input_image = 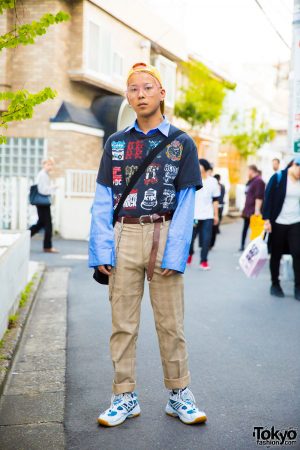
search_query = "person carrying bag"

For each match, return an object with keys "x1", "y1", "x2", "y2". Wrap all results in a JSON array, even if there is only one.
[{"x1": 88, "y1": 62, "x2": 207, "y2": 428}]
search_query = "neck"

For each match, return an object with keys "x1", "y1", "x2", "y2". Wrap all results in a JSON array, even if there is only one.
[{"x1": 136, "y1": 111, "x2": 164, "y2": 134}]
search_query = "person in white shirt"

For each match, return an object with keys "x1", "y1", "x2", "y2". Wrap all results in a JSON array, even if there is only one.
[
  {"x1": 187, "y1": 159, "x2": 220, "y2": 270},
  {"x1": 29, "y1": 158, "x2": 59, "y2": 253}
]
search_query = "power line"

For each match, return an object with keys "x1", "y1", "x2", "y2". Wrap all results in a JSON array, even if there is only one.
[{"x1": 253, "y1": 0, "x2": 291, "y2": 49}]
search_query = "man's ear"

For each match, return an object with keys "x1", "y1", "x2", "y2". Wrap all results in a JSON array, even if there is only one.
[{"x1": 160, "y1": 88, "x2": 166, "y2": 101}]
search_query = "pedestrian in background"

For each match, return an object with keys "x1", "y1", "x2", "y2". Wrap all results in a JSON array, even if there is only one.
[
  {"x1": 188, "y1": 158, "x2": 220, "y2": 270},
  {"x1": 239, "y1": 165, "x2": 265, "y2": 251},
  {"x1": 89, "y1": 62, "x2": 207, "y2": 427},
  {"x1": 29, "y1": 158, "x2": 59, "y2": 253},
  {"x1": 272, "y1": 158, "x2": 280, "y2": 173},
  {"x1": 263, "y1": 157, "x2": 300, "y2": 300},
  {"x1": 211, "y1": 173, "x2": 225, "y2": 248}
]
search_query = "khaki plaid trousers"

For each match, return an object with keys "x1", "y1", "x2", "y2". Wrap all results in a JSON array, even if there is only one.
[{"x1": 109, "y1": 219, "x2": 191, "y2": 394}]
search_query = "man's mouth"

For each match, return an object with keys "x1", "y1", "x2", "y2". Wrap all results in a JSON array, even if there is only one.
[{"x1": 138, "y1": 103, "x2": 148, "y2": 107}]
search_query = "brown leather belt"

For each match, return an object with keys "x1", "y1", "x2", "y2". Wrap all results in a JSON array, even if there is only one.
[{"x1": 117, "y1": 212, "x2": 173, "y2": 281}]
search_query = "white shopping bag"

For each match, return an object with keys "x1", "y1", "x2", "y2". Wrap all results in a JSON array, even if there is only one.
[{"x1": 239, "y1": 234, "x2": 269, "y2": 278}]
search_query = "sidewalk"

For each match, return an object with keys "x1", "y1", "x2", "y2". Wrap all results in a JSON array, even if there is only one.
[{"x1": 0, "y1": 267, "x2": 69, "y2": 450}]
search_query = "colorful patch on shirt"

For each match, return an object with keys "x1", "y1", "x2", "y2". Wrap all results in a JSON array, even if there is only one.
[
  {"x1": 125, "y1": 165, "x2": 139, "y2": 185},
  {"x1": 125, "y1": 141, "x2": 144, "y2": 160},
  {"x1": 163, "y1": 164, "x2": 179, "y2": 185},
  {"x1": 112, "y1": 167, "x2": 122, "y2": 186},
  {"x1": 113, "y1": 192, "x2": 122, "y2": 206},
  {"x1": 144, "y1": 163, "x2": 160, "y2": 185},
  {"x1": 160, "y1": 188, "x2": 176, "y2": 209},
  {"x1": 166, "y1": 140, "x2": 183, "y2": 162},
  {"x1": 123, "y1": 189, "x2": 138, "y2": 209},
  {"x1": 141, "y1": 188, "x2": 158, "y2": 210},
  {"x1": 147, "y1": 139, "x2": 162, "y2": 157},
  {"x1": 111, "y1": 140, "x2": 126, "y2": 160}
]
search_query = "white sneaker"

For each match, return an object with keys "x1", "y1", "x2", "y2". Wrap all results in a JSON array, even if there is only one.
[
  {"x1": 165, "y1": 387, "x2": 207, "y2": 425},
  {"x1": 97, "y1": 392, "x2": 141, "y2": 427}
]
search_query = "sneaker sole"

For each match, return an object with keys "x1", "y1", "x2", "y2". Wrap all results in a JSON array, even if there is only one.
[
  {"x1": 97, "y1": 412, "x2": 140, "y2": 427},
  {"x1": 166, "y1": 411, "x2": 207, "y2": 425},
  {"x1": 200, "y1": 267, "x2": 210, "y2": 271}
]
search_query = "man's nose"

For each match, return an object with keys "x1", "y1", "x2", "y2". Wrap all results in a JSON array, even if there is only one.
[{"x1": 137, "y1": 88, "x2": 145, "y2": 98}]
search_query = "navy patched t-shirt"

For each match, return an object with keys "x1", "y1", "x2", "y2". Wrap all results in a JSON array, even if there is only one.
[{"x1": 96, "y1": 124, "x2": 202, "y2": 218}]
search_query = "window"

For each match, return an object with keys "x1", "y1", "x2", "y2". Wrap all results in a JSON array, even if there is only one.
[
  {"x1": 87, "y1": 20, "x2": 112, "y2": 77},
  {"x1": 154, "y1": 56, "x2": 177, "y2": 108},
  {"x1": 0, "y1": 138, "x2": 45, "y2": 179},
  {"x1": 113, "y1": 52, "x2": 124, "y2": 78}
]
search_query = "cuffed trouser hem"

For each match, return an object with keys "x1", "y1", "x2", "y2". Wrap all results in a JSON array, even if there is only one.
[
  {"x1": 112, "y1": 380, "x2": 136, "y2": 395},
  {"x1": 164, "y1": 372, "x2": 191, "y2": 390}
]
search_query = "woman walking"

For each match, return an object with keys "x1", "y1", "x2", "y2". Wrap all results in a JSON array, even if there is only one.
[{"x1": 263, "y1": 157, "x2": 300, "y2": 300}]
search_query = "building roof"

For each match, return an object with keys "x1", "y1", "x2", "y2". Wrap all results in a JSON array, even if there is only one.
[{"x1": 50, "y1": 101, "x2": 103, "y2": 130}]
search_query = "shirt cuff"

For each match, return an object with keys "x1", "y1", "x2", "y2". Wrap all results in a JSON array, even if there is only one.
[
  {"x1": 88, "y1": 242, "x2": 115, "y2": 268},
  {"x1": 161, "y1": 237, "x2": 190, "y2": 273}
]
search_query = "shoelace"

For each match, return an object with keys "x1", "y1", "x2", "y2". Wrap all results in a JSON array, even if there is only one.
[
  {"x1": 173, "y1": 388, "x2": 196, "y2": 407},
  {"x1": 110, "y1": 392, "x2": 134, "y2": 409}
]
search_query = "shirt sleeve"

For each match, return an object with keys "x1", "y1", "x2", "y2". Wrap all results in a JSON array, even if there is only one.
[
  {"x1": 254, "y1": 179, "x2": 265, "y2": 200},
  {"x1": 161, "y1": 187, "x2": 195, "y2": 273},
  {"x1": 37, "y1": 170, "x2": 54, "y2": 196},
  {"x1": 174, "y1": 136, "x2": 202, "y2": 191},
  {"x1": 212, "y1": 178, "x2": 221, "y2": 201},
  {"x1": 88, "y1": 182, "x2": 115, "y2": 268},
  {"x1": 96, "y1": 137, "x2": 113, "y2": 187}
]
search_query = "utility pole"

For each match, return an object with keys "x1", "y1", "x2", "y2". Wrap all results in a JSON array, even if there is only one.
[{"x1": 289, "y1": 0, "x2": 300, "y2": 155}]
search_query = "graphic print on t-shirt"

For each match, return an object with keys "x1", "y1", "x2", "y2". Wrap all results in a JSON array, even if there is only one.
[
  {"x1": 163, "y1": 164, "x2": 179, "y2": 185},
  {"x1": 161, "y1": 188, "x2": 176, "y2": 209},
  {"x1": 125, "y1": 141, "x2": 144, "y2": 159},
  {"x1": 125, "y1": 165, "x2": 138, "y2": 185},
  {"x1": 145, "y1": 163, "x2": 160, "y2": 185},
  {"x1": 111, "y1": 140, "x2": 126, "y2": 161},
  {"x1": 141, "y1": 188, "x2": 158, "y2": 210},
  {"x1": 123, "y1": 189, "x2": 138, "y2": 210},
  {"x1": 113, "y1": 167, "x2": 122, "y2": 186}
]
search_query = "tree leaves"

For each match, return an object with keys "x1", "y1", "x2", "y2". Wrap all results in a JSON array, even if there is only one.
[
  {"x1": 222, "y1": 108, "x2": 276, "y2": 159},
  {"x1": 174, "y1": 60, "x2": 236, "y2": 127},
  {"x1": 0, "y1": 4, "x2": 70, "y2": 142},
  {"x1": 0, "y1": 11, "x2": 70, "y2": 51}
]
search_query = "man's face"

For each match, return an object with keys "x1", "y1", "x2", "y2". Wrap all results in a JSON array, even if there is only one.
[
  {"x1": 292, "y1": 163, "x2": 300, "y2": 179},
  {"x1": 272, "y1": 159, "x2": 280, "y2": 171},
  {"x1": 248, "y1": 168, "x2": 255, "y2": 179},
  {"x1": 44, "y1": 161, "x2": 53, "y2": 172},
  {"x1": 126, "y1": 72, "x2": 165, "y2": 118}
]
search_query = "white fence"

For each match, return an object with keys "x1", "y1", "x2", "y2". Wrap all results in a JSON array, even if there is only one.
[
  {"x1": 65, "y1": 170, "x2": 97, "y2": 197},
  {"x1": 0, "y1": 177, "x2": 30, "y2": 230}
]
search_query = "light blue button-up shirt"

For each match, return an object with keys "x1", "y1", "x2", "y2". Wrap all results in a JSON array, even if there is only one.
[{"x1": 88, "y1": 118, "x2": 196, "y2": 273}]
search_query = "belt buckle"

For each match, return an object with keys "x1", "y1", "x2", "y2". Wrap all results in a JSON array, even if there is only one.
[{"x1": 139, "y1": 214, "x2": 151, "y2": 226}]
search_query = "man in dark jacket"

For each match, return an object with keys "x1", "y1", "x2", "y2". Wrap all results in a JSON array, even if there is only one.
[{"x1": 239, "y1": 165, "x2": 265, "y2": 251}]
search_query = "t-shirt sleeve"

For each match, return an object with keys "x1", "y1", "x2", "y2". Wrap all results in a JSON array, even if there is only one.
[
  {"x1": 96, "y1": 137, "x2": 112, "y2": 187},
  {"x1": 174, "y1": 137, "x2": 202, "y2": 191},
  {"x1": 212, "y1": 178, "x2": 221, "y2": 199}
]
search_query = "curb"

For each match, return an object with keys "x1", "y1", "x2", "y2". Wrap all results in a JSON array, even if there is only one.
[{"x1": 0, "y1": 262, "x2": 46, "y2": 395}]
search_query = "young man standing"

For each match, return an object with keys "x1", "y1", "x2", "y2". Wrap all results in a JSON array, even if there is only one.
[{"x1": 89, "y1": 63, "x2": 206, "y2": 426}]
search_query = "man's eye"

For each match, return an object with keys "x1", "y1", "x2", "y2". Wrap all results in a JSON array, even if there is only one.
[
  {"x1": 145, "y1": 86, "x2": 153, "y2": 91},
  {"x1": 129, "y1": 87, "x2": 137, "y2": 93}
]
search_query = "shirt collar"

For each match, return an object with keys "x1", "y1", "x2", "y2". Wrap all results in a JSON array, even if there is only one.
[{"x1": 124, "y1": 116, "x2": 170, "y2": 137}]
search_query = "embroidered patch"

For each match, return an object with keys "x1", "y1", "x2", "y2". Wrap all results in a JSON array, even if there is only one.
[
  {"x1": 166, "y1": 140, "x2": 183, "y2": 161},
  {"x1": 141, "y1": 188, "x2": 157, "y2": 210}
]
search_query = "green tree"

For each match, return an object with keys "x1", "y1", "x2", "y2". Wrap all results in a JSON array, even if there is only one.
[
  {"x1": 175, "y1": 59, "x2": 236, "y2": 128},
  {"x1": 0, "y1": 0, "x2": 70, "y2": 143},
  {"x1": 222, "y1": 108, "x2": 276, "y2": 159}
]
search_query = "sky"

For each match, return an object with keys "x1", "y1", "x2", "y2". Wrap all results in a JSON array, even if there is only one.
[{"x1": 143, "y1": 0, "x2": 293, "y2": 69}]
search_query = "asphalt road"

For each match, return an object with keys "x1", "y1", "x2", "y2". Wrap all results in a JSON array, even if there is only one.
[{"x1": 30, "y1": 221, "x2": 300, "y2": 450}]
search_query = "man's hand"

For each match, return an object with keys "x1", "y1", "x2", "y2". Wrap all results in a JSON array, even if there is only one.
[
  {"x1": 161, "y1": 269, "x2": 176, "y2": 276},
  {"x1": 214, "y1": 215, "x2": 219, "y2": 226},
  {"x1": 98, "y1": 265, "x2": 112, "y2": 276},
  {"x1": 264, "y1": 220, "x2": 272, "y2": 233}
]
